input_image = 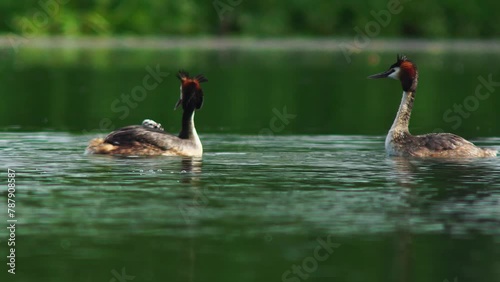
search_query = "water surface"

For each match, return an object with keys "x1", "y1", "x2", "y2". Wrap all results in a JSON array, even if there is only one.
[
  {"x1": 1, "y1": 44, "x2": 500, "y2": 282},
  {"x1": 1, "y1": 132, "x2": 499, "y2": 282},
  {"x1": 1, "y1": 47, "x2": 499, "y2": 137}
]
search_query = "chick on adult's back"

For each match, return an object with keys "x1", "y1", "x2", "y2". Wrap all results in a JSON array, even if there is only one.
[{"x1": 86, "y1": 70, "x2": 208, "y2": 157}]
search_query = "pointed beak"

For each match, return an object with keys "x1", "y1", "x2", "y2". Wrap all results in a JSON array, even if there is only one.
[
  {"x1": 367, "y1": 69, "x2": 394, "y2": 79},
  {"x1": 174, "y1": 99, "x2": 182, "y2": 110}
]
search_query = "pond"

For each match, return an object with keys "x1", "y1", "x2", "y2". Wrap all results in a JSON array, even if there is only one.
[{"x1": 0, "y1": 40, "x2": 499, "y2": 282}]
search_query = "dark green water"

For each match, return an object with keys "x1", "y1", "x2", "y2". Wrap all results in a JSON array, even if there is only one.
[
  {"x1": 0, "y1": 47, "x2": 500, "y2": 282},
  {"x1": 1, "y1": 48, "x2": 499, "y2": 136},
  {"x1": 1, "y1": 132, "x2": 499, "y2": 282}
]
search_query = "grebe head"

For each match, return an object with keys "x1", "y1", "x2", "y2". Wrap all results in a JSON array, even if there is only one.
[
  {"x1": 175, "y1": 70, "x2": 208, "y2": 110},
  {"x1": 368, "y1": 54, "x2": 418, "y2": 92}
]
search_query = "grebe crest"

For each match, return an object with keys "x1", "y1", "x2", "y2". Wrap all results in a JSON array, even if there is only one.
[
  {"x1": 368, "y1": 54, "x2": 418, "y2": 92},
  {"x1": 175, "y1": 70, "x2": 208, "y2": 111},
  {"x1": 368, "y1": 54, "x2": 497, "y2": 158}
]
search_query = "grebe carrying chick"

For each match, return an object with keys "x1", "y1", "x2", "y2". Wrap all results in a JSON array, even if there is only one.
[
  {"x1": 368, "y1": 54, "x2": 497, "y2": 158},
  {"x1": 86, "y1": 70, "x2": 208, "y2": 157}
]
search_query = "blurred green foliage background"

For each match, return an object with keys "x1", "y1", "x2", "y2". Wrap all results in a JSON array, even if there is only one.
[{"x1": 0, "y1": 0, "x2": 498, "y2": 38}]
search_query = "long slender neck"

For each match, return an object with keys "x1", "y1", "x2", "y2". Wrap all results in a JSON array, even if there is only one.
[
  {"x1": 178, "y1": 108, "x2": 197, "y2": 139},
  {"x1": 389, "y1": 91, "x2": 415, "y2": 134}
]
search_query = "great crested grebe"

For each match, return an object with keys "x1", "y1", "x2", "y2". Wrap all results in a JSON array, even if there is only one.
[
  {"x1": 85, "y1": 70, "x2": 208, "y2": 157},
  {"x1": 368, "y1": 54, "x2": 497, "y2": 158}
]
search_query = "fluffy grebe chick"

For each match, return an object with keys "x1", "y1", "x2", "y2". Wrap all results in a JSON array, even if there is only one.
[
  {"x1": 141, "y1": 119, "x2": 164, "y2": 131},
  {"x1": 368, "y1": 55, "x2": 497, "y2": 158},
  {"x1": 85, "y1": 70, "x2": 208, "y2": 157}
]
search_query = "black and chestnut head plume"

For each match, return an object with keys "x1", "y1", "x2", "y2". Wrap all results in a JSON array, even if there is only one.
[
  {"x1": 175, "y1": 70, "x2": 208, "y2": 110},
  {"x1": 368, "y1": 54, "x2": 419, "y2": 92}
]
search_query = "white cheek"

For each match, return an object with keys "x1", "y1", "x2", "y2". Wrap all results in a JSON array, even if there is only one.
[{"x1": 388, "y1": 67, "x2": 400, "y2": 80}]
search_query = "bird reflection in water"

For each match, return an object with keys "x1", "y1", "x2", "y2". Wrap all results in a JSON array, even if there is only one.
[
  {"x1": 385, "y1": 156, "x2": 498, "y2": 282},
  {"x1": 180, "y1": 157, "x2": 202, "y2": 184}
]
